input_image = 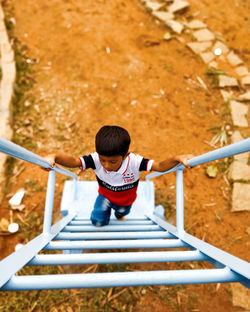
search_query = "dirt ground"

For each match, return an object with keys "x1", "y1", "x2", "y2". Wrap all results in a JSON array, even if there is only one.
[{"x1": 0, "y1": 0, "x2": 249, "y2": 311}]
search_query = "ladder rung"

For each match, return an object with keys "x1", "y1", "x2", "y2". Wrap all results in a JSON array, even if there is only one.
[
  {"x1": 73, "y1": 217, "x2": 150, "y2": 221},
  {"x1": 55, "y1": 231, "x2": 174, "y2": 240},
  {"x1": 2, "y1": 268, "x2": 241, "y2": 291},
  {"x1": 62, "y1": 225, "x2": 162, "y2": 232},
  {"x1": 69, "y1": 220, "x2": 155, "y2": 225},
  {"x1": 28, "y1": 250, "x2": 208, "y2": 266},
  {"x1": 44, "y1": 239, "x2": 188, "y2": 250}
]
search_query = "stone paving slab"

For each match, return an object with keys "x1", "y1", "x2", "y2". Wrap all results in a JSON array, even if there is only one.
[
  {"x1": 232, "y1": 183, "x2": 250, "y2": 211},
  {"x1": 238, "y1": 91, "x2": 250, "y2": 101},
  {"x1": 193, "y1": 28, "x2": 215, "y2": 42},
  {"x1": 230, "y1": 101, "x2": 248, "y2": 127},
  {"x1": 152, "y1": 11, "x2": 174, "y2": 22},
  {"x1": 219, "y1": 75, "x2": 238, "y2": 88},
  {"x1": 184, "y1": 19, "x2": 206, "y2": 29},
  {"x1": 200, "y1": 51, "x2": 215, "y2": 64},
  {"x1": 227, "y1": 51, "x2": 243, "y2": 67},
  {"x1": 235, "y1": 66, "x2": 249, "y2": 77},
  {"x1": 212, "y1": 41, "x2": 229, "y2": 54},
  {"x1": 168, "y1": 0, "x2": 190, "y2": 13},
  {"x1": 165, "y1": 19, "x2": 183, "y2": 34},
  {"x1": 186, "y1": 41, "x2": 212, "y2": 54},
  {"x1": 229, "y1": 160, "x2": 250, "y2": 180}
]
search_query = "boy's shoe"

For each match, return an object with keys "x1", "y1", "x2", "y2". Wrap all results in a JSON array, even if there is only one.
[{"x1": 116, "y1": 216, "x2": 126, "y2": 221}]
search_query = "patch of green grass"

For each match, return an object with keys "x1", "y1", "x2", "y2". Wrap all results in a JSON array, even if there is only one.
[
  {"x1": 205, "y1": 68, "x2": 227, "y2": 86},
  {"x1": 0, "y1": 66, "x2": 2, "y2": 81},
  {"x1": 4, "y1": 17, "x2": 14, "y2": 31},
  {"x1": 3, "y1": 156, "x2": 16, "y2": 194}
]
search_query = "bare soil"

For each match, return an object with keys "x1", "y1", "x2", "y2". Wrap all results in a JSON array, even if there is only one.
[{"x1": 0, "y1": 0, "x2": 249, "y2": 311}]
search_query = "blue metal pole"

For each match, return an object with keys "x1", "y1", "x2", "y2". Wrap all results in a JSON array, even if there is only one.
[
  {"x1": 43, "y1": 170, "x2": 56, "y2": 234},
  {"x1": 45, "y1": 239, "x2": 188, "y2": 250},
  {"x1": 1, "y1": 268, "x2": 242, "y2": 291},
  {"x1": 69, "y1": 220, "x2": 155, "y2": 225},
  {"x1": 55, "y1": 231, "x2": 174, "y2": 240},
  {"x1": 176, "y1": 169, "x2": 184, "y2": 232},
  {"x1": 62, "y1": 225, "x2": 162, "y2": 232},
  {"x1": 28, "y1": 250, "x2": 208, "y2": 266}
]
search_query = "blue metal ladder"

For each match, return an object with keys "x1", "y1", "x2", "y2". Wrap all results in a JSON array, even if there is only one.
[{"x1": 0, "y1": 137, "x2": 249, "y2": 291}]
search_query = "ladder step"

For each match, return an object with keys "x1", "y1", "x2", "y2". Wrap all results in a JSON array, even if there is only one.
[
  {"x1": 69, "y1": 220, "x2": 155, "y2": 225},
  {"x1": 55, "y1": 231, "x2": 174, "y2": 240},
  {"x1": 2, "y1": 268, "x2": 241, "y2": 291},
  {"x1": 62, "y1": 225, "x2": 162, "y2": 232},
  {"x1": 73, "y1": 217, "x2": 150, "y2": 221},
  {"x1": 28, "y1": 250, "x2": 207, "y2": 266},
  {"x1": 44, "y1": 239, "x2": 188, "y2": 250}
]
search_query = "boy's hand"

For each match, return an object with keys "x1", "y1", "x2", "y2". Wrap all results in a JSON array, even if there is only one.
[
  {"x1": 175, "y1": 154, "x2": 194, "y2": 168},
  {"x1": 41, "y1": 154, "x2": 56, "y2": 171}
]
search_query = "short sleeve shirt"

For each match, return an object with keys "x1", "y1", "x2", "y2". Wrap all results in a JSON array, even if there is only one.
[{"x1": 79, "y1": 152, "x2": 154, "y2": 206}]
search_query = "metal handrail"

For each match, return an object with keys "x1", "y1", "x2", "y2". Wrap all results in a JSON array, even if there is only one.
[
  {"x1": 146, "y1": 138, "x2": 250, "y2": 181},
  {"x1": 0, "y1": 137, "x2": 78, "y2": 235},
  {"x1": 0, "y1": 137, "x2": 77, "y2": 179},
  {"x1": 146, "y1": 138, "x2": 250, "y2": 232}
]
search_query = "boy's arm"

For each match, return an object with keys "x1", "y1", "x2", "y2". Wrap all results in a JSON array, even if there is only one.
[
  {"x1": 151, "y1": 154, "x2": 194, "y2": 172},
  {"x1": 46, "y1": 153, "x2": 81, "y2": 169}
]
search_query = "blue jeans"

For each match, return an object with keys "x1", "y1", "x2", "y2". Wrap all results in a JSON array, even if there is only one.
[{"x1": 91, "y1": 194, "x2": 132, "y2": 226}]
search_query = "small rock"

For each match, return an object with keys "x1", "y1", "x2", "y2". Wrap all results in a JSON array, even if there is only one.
[
  {"x1": 230, "y1": 100, "x2": 248, "y2": 127},
  {"x1": 200, "y1": 51, "x2": 215, "y2": 63},
  {"x1": 165, "y1": 20, "x2": 184, "y2": 34},
  {"x1": 152, "y1": 11, "x2": 174, "y2": 22},
  {"x1": 9, "y1": 189, "x2": 25, "y2": 206},
  {"x1": 212, "y1": 41, "x2": 229, "y2": 54},
  {"x1": 168, "y1": 0, "x2": 189, "y2": 13},
  {"x1": 235, "y1": 66, "x2": 249, "y2": 77},
  {"x1": 185, "y1": 19, "x2": 206, "y2": 29},
  {"x1": 241, "y1": 75, "x2": 250, "y2": 85},
  {"x1": 8, "y1": 223, "x2": 19, "y2": 233},
  {"x1": 130, "y1": 100, "x2": 137, "y2": 106},
  {"x1": 186, "y1": 41, "x2": 212, "y2": 54},
  {"x1": 193, "y1": 28, "x2": 215, "y2": 42},
  {"x1": 218, "y1": 75, "x2": 238, "y2": 88},
  {"x1": 227, "y1": 51, "x2": 243, "y2": 67}
]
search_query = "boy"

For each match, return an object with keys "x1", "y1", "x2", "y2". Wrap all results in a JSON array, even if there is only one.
[{"x1": 46, "y1": 125, "x2": 193, "y2": 226}]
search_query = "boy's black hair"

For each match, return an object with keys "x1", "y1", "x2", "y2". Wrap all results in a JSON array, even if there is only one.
[{"x1": 95, "y1": 125, "x2": 131, "y2": 157}]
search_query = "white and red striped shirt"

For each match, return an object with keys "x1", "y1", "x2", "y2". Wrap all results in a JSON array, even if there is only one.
[{"x1": 79, "y1": 152, "x2": 154, "y2": 206}]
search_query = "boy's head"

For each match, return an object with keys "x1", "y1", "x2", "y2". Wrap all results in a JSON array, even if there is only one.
[
  {"x1": 95, "y1": 125, "x2": 130, "y2": 157},
  {"x1": 95, "y1": 125, "x2": 131, "y2": 172}
]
